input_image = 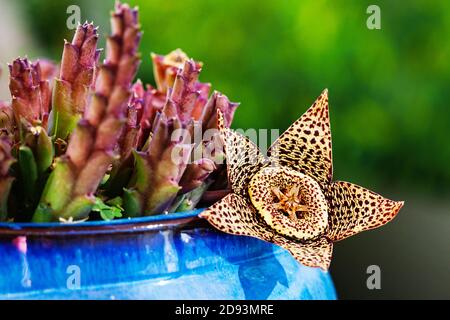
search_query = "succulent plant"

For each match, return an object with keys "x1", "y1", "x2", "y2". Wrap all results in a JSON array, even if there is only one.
[
  {"x1": 109, "y1": 51, "x2": 238, "y2": 216},
  {"x1": 48, "y1": 22, "x2": 101, "y2": 141},
  {"x1": 0, "y1": 2, "x2": 237, "y2": 223},
  {"x1": 9, "y1": 58, "x2": 52, "y2": 128},
  {"x1": 32, "y1": 2, "x2": 142, "y2": 222},
  {"x1": 5, "y1": 58, "x2": 55, "y2": 221}
]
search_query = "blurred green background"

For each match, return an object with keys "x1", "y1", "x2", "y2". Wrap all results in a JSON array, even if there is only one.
[{"x1": 1, "y1": 0, "x2": 448, "y2": 299}]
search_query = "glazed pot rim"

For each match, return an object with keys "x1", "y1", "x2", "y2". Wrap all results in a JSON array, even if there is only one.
[{"x1": 0, "y1": 209, "x2": 206, "y2": 237}]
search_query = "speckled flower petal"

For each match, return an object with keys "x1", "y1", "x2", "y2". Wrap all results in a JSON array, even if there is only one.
[
  {"x1": 200, "y1": 193, "x2": 333, "y2": 270},
  {"x1": 200, "y1": 193, "x2": 273, "y2": 241},
  {"x1": 325, "y1": 181, "x2": 404, "y2": 242},
  {"x1": 217, "y1": 110, "x2": 268, "y2": 197},
  {"x1": 276, "y1": 236, "x2": 333, "y2": 271},
  {"x1": 268, "y1": 90, "x2": 332, "y2": 190}
]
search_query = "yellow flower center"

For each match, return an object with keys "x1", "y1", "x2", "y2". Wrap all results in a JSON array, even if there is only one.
[
  {"x1": 271, "y1": 185, "x2": 309, "y2": 221},
  {"x1": 248, "y1": 166, "x2": 328, "y2": 241}
]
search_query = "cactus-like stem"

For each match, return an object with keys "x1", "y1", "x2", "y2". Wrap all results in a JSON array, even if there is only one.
[
  {"x1": 37, "y1": 59, "x2": 59, "y2": 121},
  {"x1": 120, "y1": 81, "x2": 145, "y2": 159},
  {"x1": 9, "y1": 58, "x2": 51, "y2": 128},
  {"x1": 136, "y1": 83, "x2": 166, "y2": 149},
  {"x1": 121, "y1": 55, "x2": 238, "y2": 216},
  {"x1": 6, "y1": 58, "x2": 56, "y2": 220},
  {"x1": 175, "y1": 181, "x2": 212, "y2": 212},
  {"x1": 122, "y1": 59, "x2": 205, "y2": 216},
  {"x1": 0, "y1": 2, "x2": 240, "y2": 223},
  {"x1": 105, "y1": 59, "x2": 204, "y2": 199},
  {"x1": 200, "y1": 91, "x2": 239, "y2": 131},
  {"x1": 33, "y1": 2, "x2": 141, "y2": 222},
  {"x1": 103, "y1": 82, "x2": 144, "y2": 197},
  {"x1": 180, "y1": 92, "x2": 238, "y2": 189},
  {"x1": 0, "y1": 137, "x2": 15, "y2": 221},
  {"x1": 191, "y1": 82, "x2": 211, "y2": 121},
  {"x1": 104, "y1": 79, "x2": 167, "y2": 197},
  {"x1": 162, "y1": 59, "x2": 202, "y2": 122},
  {"x1": 124, "y1": 114, "x2": 192, "y2": 216},
  {"x1": 179, "y1": 158, "x2": 216, "y2": 193},
  {"x1": 48, "y1": 22, "x2": 101, "y2": 140}
]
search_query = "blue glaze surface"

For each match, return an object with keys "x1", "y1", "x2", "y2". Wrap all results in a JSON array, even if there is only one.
[{"x1": 0, "y1": 210, "x2": 336, "y2": 300}]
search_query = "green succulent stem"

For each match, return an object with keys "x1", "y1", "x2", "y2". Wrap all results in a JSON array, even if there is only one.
[
  {"x1": 175, "y1": 181, "x2": 211, "y2": 212},
  {"x1": 36, "y1": 129, "x2": 54, "y2": 174},
  {"x1": 32, "y1": 2, "x2": 141, "y2": 222},
  {"x1": 32, "y1": 158, "x2": 74, "y2": 222},
  {"x1": 48, "y1": 80, "x2": 81, "y2": 139},
  {"x1": 48, "y1": 22, "x2": 100, "y2": 141},
  {"x1": 18, "y1": 146, "x2": 38, "y2": 200},
  {"x1": 1, "y1": 2, "x2": 238, "y2": 223}
]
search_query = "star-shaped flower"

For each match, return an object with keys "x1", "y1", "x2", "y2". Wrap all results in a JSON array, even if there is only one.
[{"x1": 200, "y1": 89, "x2": 404, "y2": 270}]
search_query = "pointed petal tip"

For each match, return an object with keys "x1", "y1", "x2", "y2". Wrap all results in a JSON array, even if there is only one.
[
  {"x1": 318, "y1": 89, "x2": 329, "y2": 102},
  {"x1": 382, "y1": 198, "x2": 404, "y2": 215},
  {"x1": 392, "y1": 200, "x2": 405, "y2": 215},
  {"x1": 372, "y1": 197, "x2": 405, "y2": 228},
  {"x1": 198, "y1": 210, "x2": 210, "y2": 219}
]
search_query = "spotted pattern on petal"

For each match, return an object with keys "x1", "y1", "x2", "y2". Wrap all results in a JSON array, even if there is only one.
[
  {"x1": 200, "y1": 193, "x2": 333, "y2": 270},
  {"x1": 268, "y1": 90, "x2": 332, "y2": 190},
  {"x1": 325, "y1": 181, "x2": 404, "y2": 242},
  {"x1": 217, "y1": 110, "x2": 268, "y2": 197},
  {"x1": 200, "y1": 193, "x2": 274, "y2": 241},
  {"x1": 276, "y1": 236, "x2": 333, "y2": 271}
]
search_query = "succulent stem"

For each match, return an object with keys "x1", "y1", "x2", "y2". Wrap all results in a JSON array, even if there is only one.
[
  {"x1": 33, "y1": 2, "x2": 142, "y2": 222},
  {"x1": 9, "y1": 58, "x2": 51, "y2": 128},
  {"x1": 120, "y1": 53, "x2": 238, "y2": 216},
  {"x1": 48, "y1": 22, "x2": 101, "y2": 140},
  {"x1": 1, "y1": 2, "x2": 238, "y2": 223}
]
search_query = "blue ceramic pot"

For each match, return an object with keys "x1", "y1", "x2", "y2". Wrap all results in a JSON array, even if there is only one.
[{"x1": 0, "y1": 209, "x2": 336, "y2": 300}]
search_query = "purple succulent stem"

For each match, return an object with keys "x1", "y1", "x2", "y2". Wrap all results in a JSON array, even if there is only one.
[
  {"x1": 8, "y1": 58, "x2": 50, "y2": 128},
  {"x1": 34, "y1": 2, "x2": 142, "y2": 222},
  {"x1": 48, "y1": 22, "x2": 101, "y2": 140}
]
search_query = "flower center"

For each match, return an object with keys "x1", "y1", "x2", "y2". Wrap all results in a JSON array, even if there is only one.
[
  {"x1": 248, "y1": 166, "x2": 328, "y2": 241},
  {"x1": 271, "y1": 185, "x2": 309, "y2": 221}
]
